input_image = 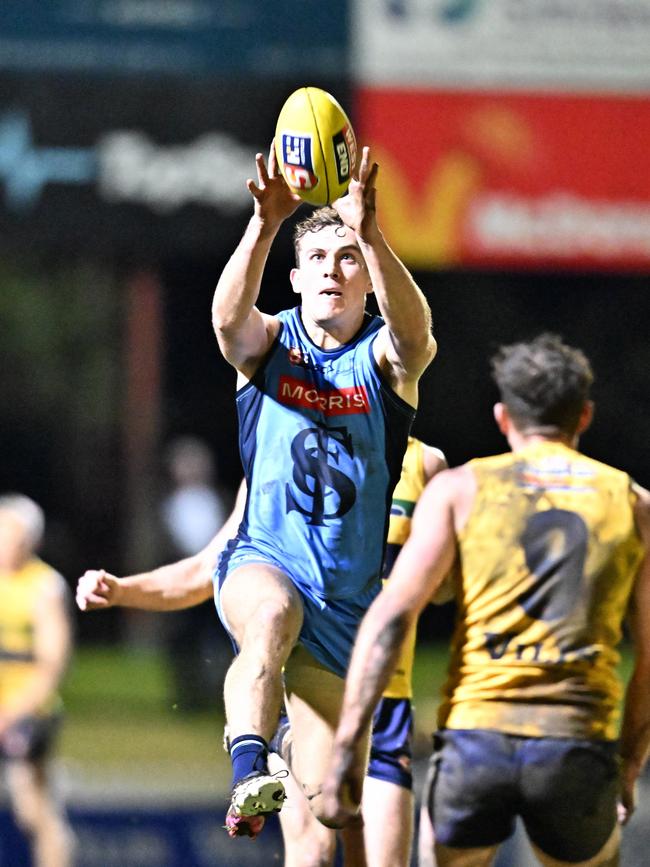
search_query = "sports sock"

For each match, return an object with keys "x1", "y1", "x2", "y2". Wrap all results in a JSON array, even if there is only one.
[
  {"x1": 269, "y1": 714, "x2": 293, "y2": 768},
  {"x1": 229, "y1": 734, "x2": 269, "y2": 788}
]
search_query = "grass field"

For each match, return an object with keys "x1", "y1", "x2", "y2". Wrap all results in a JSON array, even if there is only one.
[
  {"x1": 59, "y1": 644, "x2": 229, "y2": 796},
  {"x1": 59, "y1": 639, "x2": 634, "y2": 797}
]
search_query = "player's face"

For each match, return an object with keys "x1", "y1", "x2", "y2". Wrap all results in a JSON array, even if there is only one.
[
  {"x1": 290, "y1": 225, "x2": 372, "y2": 323},
  {"x1": 0, "y1": 511, "x2": 30, "y2": 572}
]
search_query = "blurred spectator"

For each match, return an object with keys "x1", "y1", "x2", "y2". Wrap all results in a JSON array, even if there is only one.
[
  {"x1": 160, "y1": 437, "x2": 230, "y2": 711},
  {"x1": 0, "y1": 494, "x2": 75, "y2": 867}
]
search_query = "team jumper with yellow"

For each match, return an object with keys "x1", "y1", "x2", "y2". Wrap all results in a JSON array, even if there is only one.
[
  {"x1": 383, "y1": 436, "x2": 435, "y2": 699},
  {"x1": 0, "y1": 558, "x2": 63, "y2": 719},
  {"x1": 438, "y1": 441, "x2": 644, "y2": 741}
]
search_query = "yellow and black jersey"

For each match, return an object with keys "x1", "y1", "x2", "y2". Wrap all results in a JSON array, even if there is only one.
[
  {"x1": 0, "y1": 557, "x2": 63, "y2": 715},
  {"x1": 383, "y1": 437, "x2": 444, "y2": 699},
  {"x1": 438, "y1": 441, "x2": 644, "y2": 741}
]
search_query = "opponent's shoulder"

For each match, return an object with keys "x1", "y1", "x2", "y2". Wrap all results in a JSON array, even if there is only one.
[
  {"x1": 419, "y1": 462, "x2": 474, "y2": 505},
  {"x1": 420, "y1": 442, "x2": 448, "y2": 479}
]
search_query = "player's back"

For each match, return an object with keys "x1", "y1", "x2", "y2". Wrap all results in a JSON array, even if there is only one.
[{"x1": 439, "y1": 440, "x2": 644, "y2": 740}]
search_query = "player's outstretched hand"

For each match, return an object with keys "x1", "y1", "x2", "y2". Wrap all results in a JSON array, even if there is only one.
[
  {"x1": 246, "y1": 144, "x2": 301, "y2": 227},
  {"x1": 332, "y1": 145, "x2": 379, "y2": 241},
  {"x1": 76, "y1": 569, "x2": 121, "y2": 611}
]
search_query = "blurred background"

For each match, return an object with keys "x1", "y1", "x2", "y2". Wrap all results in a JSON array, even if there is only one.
[{"x1": 0, "y1": 1, "x2": 648, "y2": 864}]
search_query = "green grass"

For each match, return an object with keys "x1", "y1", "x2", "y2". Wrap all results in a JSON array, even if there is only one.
[{"x1": 60, "y1": 645, "x2": 230, "y2": 792}]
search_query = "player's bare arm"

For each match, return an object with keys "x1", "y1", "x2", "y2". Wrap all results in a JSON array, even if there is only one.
[
  {"x1": 212, "y1": 147, "x2": 301, "y2": 378},
  {"x1": 322, "y1": 471, "x2": 460, "y2": 828},
  {"x1": 618, "y1": 483, "x2": 650, "y2": 824},
  {"x1": 333, "y1": 146, "x2": 436, "y2": 405},
  {"x1": 77, "y1": 482, "x2": 246, "y2": 613},
  {"x1": 76, "y1": 559, "x2": 214, "y2": 613}
]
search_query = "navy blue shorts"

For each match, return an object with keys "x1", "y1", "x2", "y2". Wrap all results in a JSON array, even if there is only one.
[
  {"x1": 368, "y1": 697, "x2": 413, "y2": 790},
  {"x1": 424, "y1": 729, "x2": 620, "y2": 862},
  {"x1": 270, "y1": 698, "x2": 414, "y2": 791},
  {"x1": 0, "y1": 714, "x2": 61, "y2": 762}
]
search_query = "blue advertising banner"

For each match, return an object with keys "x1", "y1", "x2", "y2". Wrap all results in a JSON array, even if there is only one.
[
  {"x1": 0, "y1": 804, "x2": 284, "y2": 867},
  {"x1": 0, "y1": 0, "x2": 348, "y2": 77}
]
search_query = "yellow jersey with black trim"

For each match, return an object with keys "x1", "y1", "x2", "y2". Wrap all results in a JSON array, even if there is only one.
[
  {"x1": 383, "y1": 436, "x2": 429, "y2": 700},
  {"x1": 438, "y1": 441, "x2": 644, "y2": 741},
  {"x1": 0, "y1": 557, "x2": 62, "y2": 715}
]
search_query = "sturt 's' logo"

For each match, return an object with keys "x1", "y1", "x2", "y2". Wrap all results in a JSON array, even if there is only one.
[
  {"x1": 286, "y1": 425, "x2": 356, "y2": 526},
  {"x1": 278, "y1": 375, "x2": 370, "y2": 416}
]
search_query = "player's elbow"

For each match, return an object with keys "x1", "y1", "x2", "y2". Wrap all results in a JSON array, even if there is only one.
[
  {"x1": 419, "y1": 331, "x2": 437, "y2": 365},
  {"x1": 401, "y1": 332, "x2": 437, "y2": 374},
  {"x1": 211, "y1": 300, "x2": 239, "y2": 339}
]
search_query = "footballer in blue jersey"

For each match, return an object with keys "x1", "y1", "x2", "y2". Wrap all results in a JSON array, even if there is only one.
[{"x1": 212, "y1": 144, "x2": 436, "y2": 842}]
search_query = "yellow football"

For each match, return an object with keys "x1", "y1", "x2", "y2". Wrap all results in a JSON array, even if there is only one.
[{"x1": 275, "y1": 87, "x2": 357, "y2": 206}]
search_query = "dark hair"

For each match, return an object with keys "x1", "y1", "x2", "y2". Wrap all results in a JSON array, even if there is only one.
[
  {"x1": 292, "y1": 207, "x2": 345, "y2": 265},
  {"x1": 491, "y1": 333, "x2": 593, "y2": 435}
]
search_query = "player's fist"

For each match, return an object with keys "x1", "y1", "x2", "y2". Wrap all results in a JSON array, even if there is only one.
[
  {"x1": 320, "y1": 743, "x2": 364, "y2": 829},
  {"x1": 76, "y1": 569, "x2": 121, "y2": 611}
]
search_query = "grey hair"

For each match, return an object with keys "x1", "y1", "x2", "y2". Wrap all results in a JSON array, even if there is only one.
[{"x1": 0, "y1": 494, "x2": 45, "y2": 549}]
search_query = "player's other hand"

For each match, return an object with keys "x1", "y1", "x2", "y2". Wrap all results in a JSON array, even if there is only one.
[
  {"x1": 246, "y1": 144, "x2": 301, "y2": 227},
  {"x1": 320, "y1": 743, "x2": 364, "y2": 829},
  {"x1": 76, "y1": 569, "x2": 121, "y2": 611},
  {"x1": 332, "y1": 145, "x2": 379, "y2": 241},
  {"x1": 617, "y1": 758, "x2": 639, "y2": 825}
]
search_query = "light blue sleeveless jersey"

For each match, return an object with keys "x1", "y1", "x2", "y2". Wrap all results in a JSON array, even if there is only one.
[{"x1": 216, "y1": 306, "x2": 414, "y2": 674}]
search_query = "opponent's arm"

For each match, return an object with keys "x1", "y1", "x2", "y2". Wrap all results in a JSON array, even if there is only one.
[
  {"x1": 420, "y1": 444, "x2": 460, "y2": 605},
  {"x1": 618, "y1": 483, "x2": 650, "y2": 825},
  {"x1": 212, "y1": 148, "x2": 301, "y2": 378},
  {"x1": 322, "y1": 469, "x2": 461, "y2": 827},
  {"x1": 76, "y1": 482, "x2": 246, "y2": 613},
  {"x1": 333, "y1": 146, "x2": 436, "y2": 406},
  {"x1": 0, "y1": 576, "x2": 72, "y2": 736}
]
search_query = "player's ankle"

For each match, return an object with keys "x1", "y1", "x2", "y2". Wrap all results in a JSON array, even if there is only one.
[{"x1": 229, "y1": 734, "x2": 269, "y2": 787}]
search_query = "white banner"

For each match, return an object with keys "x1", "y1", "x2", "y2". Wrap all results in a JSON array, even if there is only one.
[{"x1": 353, "y1": 0, "x2": 650, "y2": 91}]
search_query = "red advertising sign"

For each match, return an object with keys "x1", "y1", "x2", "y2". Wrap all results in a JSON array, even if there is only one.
[{"x1": 356, "y1": 87, "x2": 650, "y2": 272}]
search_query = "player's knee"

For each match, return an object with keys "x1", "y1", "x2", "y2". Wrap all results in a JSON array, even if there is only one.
[
  {"x1": 309, "y1": 794, "x2": 363, "y2": 832},
  {"x1": 245, "y1": 597, "x2": 301, "y2": 649}
]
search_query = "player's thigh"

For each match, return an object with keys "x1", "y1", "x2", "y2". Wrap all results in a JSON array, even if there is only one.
[
  {"x1": 362, "y1": 776, "x2": 413, "y2": 867},
  {"x1": 269, "y1": 752, "x2": 337, "y2": 867},
  {"x1": 520, "y1": 737, "x2": 620, "y2": 866},
  {"x1": 219, "y1": 562, "x2": 304, "y2": 647},
  {"x1": 532, "y1": 825, "x2": 620, "y2": 867},
  {"x1": 418, "y1": 799, "x2": 437, "y2": 867},
  {"x1": 434, "y1": 843, "x2": 500, "y2": 867},
  {"x1": 363, "y1": 696, "x2": 415, "y2": 867},
  {"x1": 284, "y1": 645, "x2": 371, "y2": 812}
]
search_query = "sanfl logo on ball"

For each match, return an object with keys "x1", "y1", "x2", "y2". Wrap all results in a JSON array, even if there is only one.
[{"x1": 281, "y1": 134, "x2": 318, "y2": 191}]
